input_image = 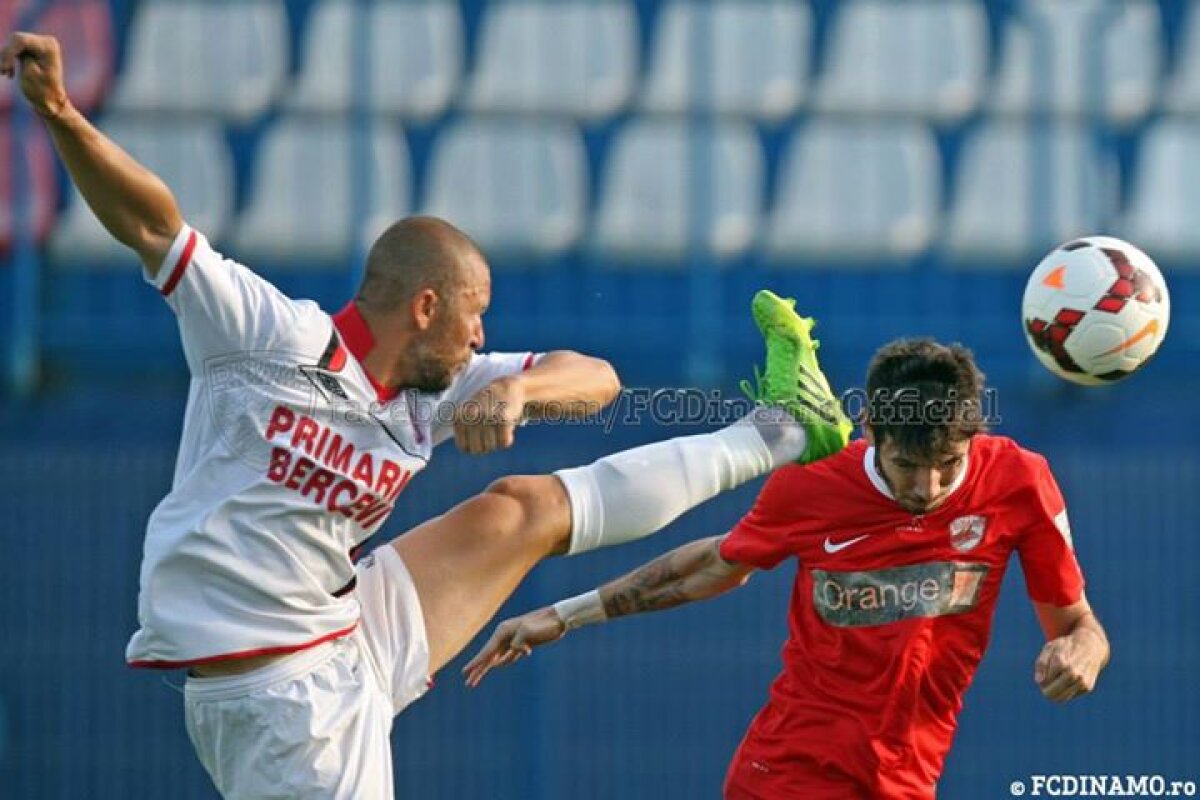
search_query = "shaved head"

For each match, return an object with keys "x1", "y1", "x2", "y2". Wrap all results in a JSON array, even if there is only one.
[{"x1": 356, "y1": 216, "x2": 484, "y2": 313}]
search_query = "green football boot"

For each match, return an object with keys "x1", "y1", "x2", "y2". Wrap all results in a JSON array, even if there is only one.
[{"x1": 741, "y1": 290, "x2": 854, "y2": 464}]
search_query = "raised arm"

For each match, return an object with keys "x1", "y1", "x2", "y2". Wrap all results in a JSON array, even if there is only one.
[
  {"x1": 1, "y1": 33, "x2": 182, "y2": 272},
  {"x1": 463, "y1": 535, "x2": 753, "y2": 687}
]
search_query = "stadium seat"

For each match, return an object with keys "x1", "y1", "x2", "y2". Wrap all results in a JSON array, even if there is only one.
[
  {"x1": 50, "y1": 117, "x2": 233, "y2": 265},
  {"x1": 1163, "y1": 2, "x2": 1200, "y2": 114},
  {"x1": 990, "y1": 0, "x2": 1161, "y2": 123},
  {"x1": 465, "y1": 0, "x2": 637, "y2": 120},
  {"x1": 0, "y1": 119, "x2": 57, "y2": 256},
  {"x1": 640, "y1": 0, "x2": 810, "y2": 120},
  {"x1": 1121, "y1": 120, "x2": 1200, "y2": 262},
  {"x1": 593, "y1": 119, "x2": 762, "y2": 262},
  {"x1": 944, "y1": 122, "x2": 1116, "y2": 263},
  {"x1": 423, "y1": 118, "x2": 585, "y2": 256},
  {"x1": 764, "y1": 121, "x2": 938, "y2": 262},
  {"x1": 0, "y1": 0, "x2": 114, "y2": 115},
  {"x1": 230, "y1": 118, "x2": 410, "y2": 263},
  {"x1": 109, "y1": 0, "x2": 288, "y2": 122},
  {"x1": 286, "y1": 0, "x2": 462, "y2": 119},
  {"x1": 812, "y1": 0, "x2": 986, "y2": 122}
]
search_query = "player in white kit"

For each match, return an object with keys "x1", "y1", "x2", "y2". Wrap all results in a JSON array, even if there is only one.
[{"x1": 4, "y1": 34, "x2": 855, "y2": 799}]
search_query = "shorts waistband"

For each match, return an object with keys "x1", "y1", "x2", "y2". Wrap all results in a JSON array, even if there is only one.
[{"x1": 184, "y1": 639, "x2": 345, "y2": 702}]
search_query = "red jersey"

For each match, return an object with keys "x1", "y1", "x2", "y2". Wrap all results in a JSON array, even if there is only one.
[{"x1": 719, "y1": 436, "x2": 1084, "y2": 800}]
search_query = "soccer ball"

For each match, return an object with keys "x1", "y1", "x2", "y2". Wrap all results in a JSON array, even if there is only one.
[{"x1": 1022, "y1": 236, "x2": 1170, "y2": 386}]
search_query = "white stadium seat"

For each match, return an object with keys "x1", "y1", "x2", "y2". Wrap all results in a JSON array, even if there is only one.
[
  {"x1": 640, "y1": 0, "x2": 810, "y2": 120},
  {"x1": 230, "y1": 118, "x2": 411, "y2": 263},
  {"x1": 944, "y1": 122, "x2": 1116, "y2": 263},
  {"x1": 110, "y1": 0, "x2": 288, "y2": 122},
  {"x1": 286, "y1": 0, "x2": 462, "y2": 119},
  {"x1": 1122, "y1": 120, "x2": 1200, "y2": 262},
  {"x1": 50, "y1": 117, "x2": 233, "y2": 265},
  {"x1": 593, "y1": 119, "x2": 763, "y2": 263},
  {"x1": 423, "y1": 119, "x2": 586, "y2": 256},
  {"x1": 764, "y1": 121, "x2": 939, "y2": 262},
  {"x1": 990, "y1": 0, "x2": 1161, "y2": 123},
  {"x1": 813, "y1": 0, "x2": 986, "y2": 121},
  {"x1": 1162, "y1": 2, "x2": 1200, "y2": 114},
  {"x1": 465, "y1": 0, "x2": 637, "y2": 120}
]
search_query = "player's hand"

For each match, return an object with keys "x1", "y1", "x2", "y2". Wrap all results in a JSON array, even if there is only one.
[
  {"x1": 453, "y1": 376, "x2": 526, "y2": 455},
  {"x1": 1034, "y1": 627, "x2": 1107, "y2": 703},
  {"x1": 462, "y1": 607, "x2": 566, "y2": 688},
  {"x1": 0, "y1": 32, "x2": 71, "y2": 120}
]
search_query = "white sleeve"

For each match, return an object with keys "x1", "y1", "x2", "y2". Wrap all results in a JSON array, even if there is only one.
[
  {"x1": 144, "y1": 224, "x2": 314, "y2": 373},
  {"x1": 431, "y1": 351, "x2": 541, "y2": 446}
]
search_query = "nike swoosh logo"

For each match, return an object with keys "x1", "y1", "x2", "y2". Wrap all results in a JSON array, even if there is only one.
[
  {"x1": 824, "y1": 534, "x2": 870, "y2": 554},
  {"x1": 1100, "y1": 318, "x2": 1160, "y2": 357}
]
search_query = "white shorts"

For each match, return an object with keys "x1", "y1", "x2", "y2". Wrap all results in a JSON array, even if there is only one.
[{"x1": 183, "y1": 546, "x2": 431, "y2": 800}]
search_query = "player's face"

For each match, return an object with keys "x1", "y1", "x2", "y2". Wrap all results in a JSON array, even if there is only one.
[
  {"x1": 411, "y1": 258, "x2": 490, "y2": 392},
  {"x1": 874, "y1": 438, "x2": 971, "y2": 514}
]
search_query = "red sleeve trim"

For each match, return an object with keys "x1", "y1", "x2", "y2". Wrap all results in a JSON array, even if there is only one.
[
  {"x1": 159, "y1": 229, "x2": 198, "y2": 297},
  {"x1": 522, "y1": 353, "x2": 536, "y2": 371},
  {"x1": 126, "y1": 622, "x2": 357, "y2": 670}
]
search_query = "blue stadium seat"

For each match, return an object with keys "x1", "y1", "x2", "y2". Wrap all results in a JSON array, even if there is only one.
[
  {"x1": 639, "y1": 0, "x2": 810, "y2": 120},
  {"x1": 109, "y1": 0, "x2": 288, "y2": 122},
  {"x1": 49, "y1": 117, "x2": 233, "y2": 266},
  {"x1": 764, "y1": 121, "x2": 938, "y2": 262},
  {"x1": 592, "y1": 119, "x2": 763, "y2": 263},
  {"x1": 812, "y1": 0, "x2": 986, "y2": 122},
  {"x1": 285, "y1": 0, "x2": 462, "y2": 119},
  {"x1": 1163, "y1": 2, "x2": 1200, "y2": 115},
  {"x1": 465, "y1": 0, "x2": 637, "y2": 120},
  {"x1": 990, "y1": 0, "x2": 1161, "y2": 124},
  {"x1": 944, "y1": 122, "x2": 1115, "y2": 263},
  {"x1": 1121, "y1": 119, "x2": 1200, "y2": 262},
  {"x1": 423, "y1": 118, "x2": 586, "y2": 256},
  {"x1": 230, "y1": 117, "x2": 410, "y2": 263}
]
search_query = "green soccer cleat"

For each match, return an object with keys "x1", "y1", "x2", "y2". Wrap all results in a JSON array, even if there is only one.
[{"x1": 741, "y1": 290, "x2": 854, "y2": 464}]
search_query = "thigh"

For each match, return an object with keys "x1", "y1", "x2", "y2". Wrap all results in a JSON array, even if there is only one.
[
  {"x1": 389, "y1": 475, "x2": 570, "y2": 675},
  {"x1": 184, "y1": 639, "x2": 394, "y2": 800}
]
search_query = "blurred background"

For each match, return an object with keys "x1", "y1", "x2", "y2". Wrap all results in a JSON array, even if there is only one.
[{"x1": 1, "y1": 0, "x2": 1198, "y2": 797}]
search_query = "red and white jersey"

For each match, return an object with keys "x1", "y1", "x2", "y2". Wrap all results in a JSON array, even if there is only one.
[
  {"x1": 720, "y1": 436, "x2": 1084, "y2": 800},
  {"x1": 126, "y1": 225, "x2": 539, "y2": 668}
]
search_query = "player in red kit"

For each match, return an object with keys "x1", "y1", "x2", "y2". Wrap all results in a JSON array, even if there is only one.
[{"x1": 466, "y1": 339, "x2": 1111, "y2": 800}]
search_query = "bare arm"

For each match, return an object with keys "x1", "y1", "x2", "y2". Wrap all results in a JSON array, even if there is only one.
[
  {"x1": 463, "y1": 535, "x2": 753, "y2": 687},
  {"x1": 1, "y1": 33, "x2": 182, "y2": 272},
  {"x1": 453, "y1": 350, "x2": 621, "y2": 455},
  {"x1": 1032, "y1": 594, "x2": 1110, "y2": 703}
]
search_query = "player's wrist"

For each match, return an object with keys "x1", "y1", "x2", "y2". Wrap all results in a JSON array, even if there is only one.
[{"x1": 552, "y1": 590, "x2": 607, "y2": 631}]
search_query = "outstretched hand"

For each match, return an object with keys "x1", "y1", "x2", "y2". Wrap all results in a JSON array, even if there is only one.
[
  {"x1": 462, "y1": 607, "x2": 566, "y2": 688},
  {"x1": 1, "y1": 32, "x2": 70, "y2": 119}
]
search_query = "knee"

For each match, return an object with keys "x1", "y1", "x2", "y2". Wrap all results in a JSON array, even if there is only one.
[{"x1": 482, "y1": 475, "x2": 571, "y2": 552}]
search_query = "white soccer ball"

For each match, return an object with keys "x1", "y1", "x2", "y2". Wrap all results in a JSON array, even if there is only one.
[{"x1": 1021, "y1": 236, "x2": 1171, "y2": 386}]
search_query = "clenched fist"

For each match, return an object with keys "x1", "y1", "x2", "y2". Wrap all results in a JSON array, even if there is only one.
[{"x1": 1, "y1": 32, "x2": 70, "y2": 119}]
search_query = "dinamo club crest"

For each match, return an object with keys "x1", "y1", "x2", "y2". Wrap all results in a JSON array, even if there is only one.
[{"x1": 949, "y1": 515, "x2": 988, "y2": 552}]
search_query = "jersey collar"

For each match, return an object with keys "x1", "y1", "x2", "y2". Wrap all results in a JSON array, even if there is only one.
[
  {"x1": 332, "y1": 302, "x2": 400, "y2": 404},
  {"x1": 862, "y1": 445, "x2": 971, "y2": 504}
]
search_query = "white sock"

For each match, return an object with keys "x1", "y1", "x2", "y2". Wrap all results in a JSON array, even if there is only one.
[{"x1": 555, "y1": 407, "x2": 805, "y2": 555}]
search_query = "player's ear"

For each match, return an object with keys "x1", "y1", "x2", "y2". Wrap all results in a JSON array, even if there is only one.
[
  {"x1": 411, "y1": 288, "x2": 439, "y2": 331},
  {"x1": 861, "y1": 421, "x2": 876, "y2": 446}
]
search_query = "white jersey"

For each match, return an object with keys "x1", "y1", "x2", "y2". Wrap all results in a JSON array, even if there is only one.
[{"x1": 127, "y1": 225, "x2": 538, "y2": 667}]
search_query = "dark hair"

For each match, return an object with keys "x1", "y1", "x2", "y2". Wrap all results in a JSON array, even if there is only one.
[
  {"x1": 864, "y1": 338, "x2": 987, "y2": 458},
  {"x1": 356, "y1": 216, "x2": 482, "y2": 313}
]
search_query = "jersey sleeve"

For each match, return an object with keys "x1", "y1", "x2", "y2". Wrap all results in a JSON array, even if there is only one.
[
  {"x1": 144, "y1": 225, "x2": 315, "y2": 373},
  {"x1": 719, "y1": 469, "x2": 803, "y2": 570},
  {"x1": 430, "y1": 351, "x2": 541, "y2": 446},
  {"x1": 1017, "y1": 455, "x2": 1085, "y2": 606}
]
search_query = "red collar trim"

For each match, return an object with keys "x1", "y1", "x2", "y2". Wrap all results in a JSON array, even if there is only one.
[{"x1": 332, "y1": 302, "x2": 400, "y2": 404}]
